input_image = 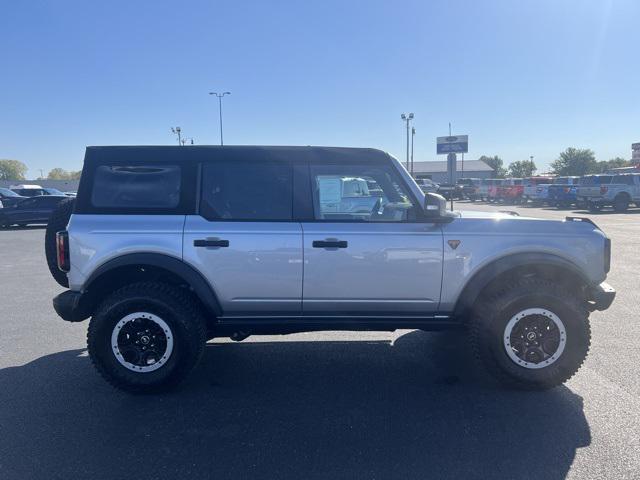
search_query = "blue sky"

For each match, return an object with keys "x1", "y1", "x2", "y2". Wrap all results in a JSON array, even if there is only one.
[{"x1": 1, "y1": 0, "x2": 638, "y2": 178}]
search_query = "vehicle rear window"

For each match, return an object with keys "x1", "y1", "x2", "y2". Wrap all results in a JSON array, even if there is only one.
[
  {"x1": 91, "y1": 165, "x2": 181, "y2": 208},
  {"x1": 200, "y1": 160, "x2": 292, "y2": 221}
]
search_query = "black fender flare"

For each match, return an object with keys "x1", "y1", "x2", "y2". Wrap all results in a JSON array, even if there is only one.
[
  {"x1": 84, "y1": 253, "x2": 223, "y2": 316},
  {"x1": 453, "y1": 252, "x2": 591, "y2": 317}
]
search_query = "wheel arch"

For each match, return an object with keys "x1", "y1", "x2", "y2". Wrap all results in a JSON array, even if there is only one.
[
  {"x1": 453, "y1": 252, "x2": 591, "y2": 318},
  {"x1": 82, "y1": 253, "x2": 223, "y2": 318}
]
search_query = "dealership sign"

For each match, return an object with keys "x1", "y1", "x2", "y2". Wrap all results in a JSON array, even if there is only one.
[
  {"x1": 437, "y1": 135, "x2": 469, "y2": 154},
  {"x1": 633, "y1": 142, "x2": 640, "y2": 162}
]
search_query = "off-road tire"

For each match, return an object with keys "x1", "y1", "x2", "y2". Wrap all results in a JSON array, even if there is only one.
[
  {"x1": 87, "y1": 282, "x2": 207, "y2": 393},
  {"x1": 613, "y1": 195, "x2": 629, "y2": 213},
  {"x1": 45, "y1": 197, "x2": 75, "y2": 287},
  {"x1": 470, "y1": 278, "x2": 590, "y2": 390}
]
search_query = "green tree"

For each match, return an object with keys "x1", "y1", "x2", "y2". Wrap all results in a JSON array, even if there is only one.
[
  {"x1": 508, "y1": 159, "x2": 537, "y2": 178},
  {"x1": 478, "y1": 155, "x2": 506, "y2": 178},
  {"x1": 47, "y1": 168, "x2": 82, "y2": 180},
  {"x1": 0, "y1": 159, "x2": 28, "y2": 181},
  {"x1": 550, "y1": 148, "x2": 597, "y2": 176},
  {"x1": 595, "y1": 157, "x2": 631, "y2": 173}
]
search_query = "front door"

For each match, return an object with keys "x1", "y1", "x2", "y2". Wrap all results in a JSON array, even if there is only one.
[
  {"x1": 183, "y1": 156, "x2": 303, "y2": 316},
  {"x1": 301, "y1": 159, "x2": 443, "y2": 315}
]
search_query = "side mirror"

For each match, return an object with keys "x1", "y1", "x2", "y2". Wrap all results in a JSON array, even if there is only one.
[{"x1": 424, "y1": 192, "x2": 447, "y2": 218}]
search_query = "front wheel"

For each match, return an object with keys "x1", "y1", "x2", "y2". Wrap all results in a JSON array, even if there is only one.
[
  {"x1": 613, "y1": 195, "x2": 629, "y2": 213},
  {"x1": 470, "y1": 279, "x2": 590, "y2": 390},
  {"x1": 88, "y1": 282, "x2": 207, "y2": 393}
]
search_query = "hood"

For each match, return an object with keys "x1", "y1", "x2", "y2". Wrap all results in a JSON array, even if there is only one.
[{"x1": 455, "y1": 210, "x2": 539, "y2": 221}]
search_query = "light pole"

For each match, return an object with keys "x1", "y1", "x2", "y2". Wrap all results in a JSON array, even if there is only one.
[
  {"x1": 209, "y1": 91, "x2": 231, "y2": 145},
  {"x1": 171, "y1": 127, "x2": 182, "y2": 146},
  {"x1": 401, "y1": 113, "x2": 414, "y2": 171},
  {"x1": 410, "y1": 127, "x2": 415, "y2": 175}
]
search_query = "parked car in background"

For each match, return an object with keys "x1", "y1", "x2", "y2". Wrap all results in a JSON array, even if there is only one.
[
  {"x1": 523, "y1": 176, "x2": 555, "y2": 203},
  {"x1": 437, "y1": 182, "x2": 463, "y2": 200},
  {"x1": 548, "y1": 176, "x2": 580, "y2": 208},
  {"x1": 0, "y1": 187, "x2": 26, "y2": 208},
  {"x1": 414, "y1": 178, "x2": 439, "y2": 194},
  {"x1": 498, "y1": 178, "x2": 524, "y2": 204},
  {"x1": 577, "y1": 173, "x2": 640, "y2": 212},
  {"x1": 457, "y1": 178, "x2": 481, "y2": 200},
  {"x1": 475, "y1": 178, "x2": 491, "y2": 202},
  {"x1": 576, "y1": 175, "x2": 614, "y2": 212},
  {"x1": 0, "y1": 195, "x2": 68, "y2": 227},
  {"x1": 487, "y1": 178, "x2": 505, "y2": 203}
]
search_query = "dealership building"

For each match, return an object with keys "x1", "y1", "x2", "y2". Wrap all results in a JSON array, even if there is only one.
[{"x1": 410, "y1": 159, "x2": 494, "y2": 183}]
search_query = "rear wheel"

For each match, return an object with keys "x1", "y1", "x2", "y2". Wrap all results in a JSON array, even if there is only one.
[
  {"x1": 87, "y1": 282, "x2": 207, "y2": 393},
  {"x1": 470, "y1": 279, "x2": 590, "y2": 390}
]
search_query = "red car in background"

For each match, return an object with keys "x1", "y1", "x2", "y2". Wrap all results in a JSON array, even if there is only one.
[
  {"x1": 498, "y1": 178, "x2": 525, "y2": 203},
  {"x1": 487, "y1": 179, "x2": 505, "y2": 202}
]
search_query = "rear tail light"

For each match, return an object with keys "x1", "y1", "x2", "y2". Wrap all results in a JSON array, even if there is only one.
[
  {"x1": 564, "y1": 187, "x2": 570, "y2": 193},
  {"x1": 56, "y1": 231, "x2": 70, "y2": 272},
  {"x1": 600, "y1": 186, "x2": 608, "y2": 194}
]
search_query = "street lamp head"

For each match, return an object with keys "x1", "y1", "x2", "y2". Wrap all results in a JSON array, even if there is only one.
[
  {"x1": 176, "y1": 127, "x2": 181, "y2": 133},
  {"x1": 209, "y1": 92, "x2": 217, "y2": 96},
  {"x1": 408, "y1": 113, "x2": 414, "y2": 119},
  {"x1": 224, "y1": 92, "x2": 231, "y2": 95},
  {"x1": 401, "y1": 113, "x2": 406, "y2": 120}
]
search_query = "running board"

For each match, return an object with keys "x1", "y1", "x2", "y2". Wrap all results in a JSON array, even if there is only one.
[{"x1": 212, "y1": 315, "x2": 462, "y2": 334}]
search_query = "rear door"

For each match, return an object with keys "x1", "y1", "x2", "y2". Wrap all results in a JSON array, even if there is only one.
[
  {"x1": 301, "y1": 157, "x2": 443, "y2": 315},
  {"x1": 183, "y1": 153, "x2": 303, "y2": 316}
]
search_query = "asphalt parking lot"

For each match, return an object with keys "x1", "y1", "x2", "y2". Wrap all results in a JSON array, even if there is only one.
[{"x1": 1, "y1": 203, "x2": 639, "y2": 480}]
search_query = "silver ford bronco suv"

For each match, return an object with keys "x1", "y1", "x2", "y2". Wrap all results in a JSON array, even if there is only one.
[{"x1": 48, "y1": 146, "x2": 615, "y2": 392}]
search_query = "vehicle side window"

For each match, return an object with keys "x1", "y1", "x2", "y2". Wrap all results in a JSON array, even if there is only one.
[
  {"x1": 200, "y1": 159, "x2": 293, "y2": 221},
  {"x1": 91, "y1": 165, "x2": 181, "y2": 209},
  {"x1": 309, "y1": 163, "x2": 419, "y2": 222}
]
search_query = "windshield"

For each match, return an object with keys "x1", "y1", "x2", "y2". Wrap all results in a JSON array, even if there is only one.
[
  {"x1": 44, "y1": 188, "x2": 65, "y2": 195},
  {"x1": 0, "y1": 188, "x2": 20, "y2": 197}
]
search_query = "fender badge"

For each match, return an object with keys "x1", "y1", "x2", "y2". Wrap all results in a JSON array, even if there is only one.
[{"x1": 448, "y1": 240, "x2": 461, "y2": 250}]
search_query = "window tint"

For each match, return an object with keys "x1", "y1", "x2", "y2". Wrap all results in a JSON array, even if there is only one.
[
  {"x1": 91, "y1": 165, "x2": 181, "y2": 209},
  {"x1": 309, "y1": 163, "x2": 418, "y2": 222},
  {"x1": 200, "y1": 160, "x2": 292, "y2": 221},
  {"x1": 613, "y1": 175, "x2": 635, "y2": 185}
]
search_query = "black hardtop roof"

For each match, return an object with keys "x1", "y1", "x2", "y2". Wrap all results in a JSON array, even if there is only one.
[{"x1": 84, "y1": 145, "x2": 391, "y2": 164}]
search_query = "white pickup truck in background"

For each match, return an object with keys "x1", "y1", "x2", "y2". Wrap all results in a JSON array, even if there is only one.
[{"x1": 577, "y1": 173, "x2": 640, "y2": 212}]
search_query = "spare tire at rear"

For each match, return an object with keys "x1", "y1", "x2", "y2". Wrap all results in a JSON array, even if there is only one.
[{"x1": 45, "y1": 198, "x2": 75, "y2": 287}]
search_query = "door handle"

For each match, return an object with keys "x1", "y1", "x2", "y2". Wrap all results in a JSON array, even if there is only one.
[
  {"x1": 312, "y1": 239, "x2": 348, "y2": 249},
  {"x1": 194, "y1": 238, "x2": 230, "y2": 248}
]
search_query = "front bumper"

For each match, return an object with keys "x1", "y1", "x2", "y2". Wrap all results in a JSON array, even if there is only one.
[
  {"x1": 587, "y1": 282, "x2": 616, "y2": 311},
  {"x1": 53, "y1": 290, "x2": 92, "y2": 322}
]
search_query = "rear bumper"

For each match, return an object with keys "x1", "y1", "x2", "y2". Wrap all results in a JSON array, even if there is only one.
[
  {"x1": 53, "y1": 290, "x2": 92, "y2": 322},
  {"x1": 587, "y1": 282, "x2": 616, "y2": 311}
]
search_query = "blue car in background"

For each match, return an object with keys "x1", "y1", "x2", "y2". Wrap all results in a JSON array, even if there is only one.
[{"x1": 547, "y1": 176, "x2": 580, "y2": 208}]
